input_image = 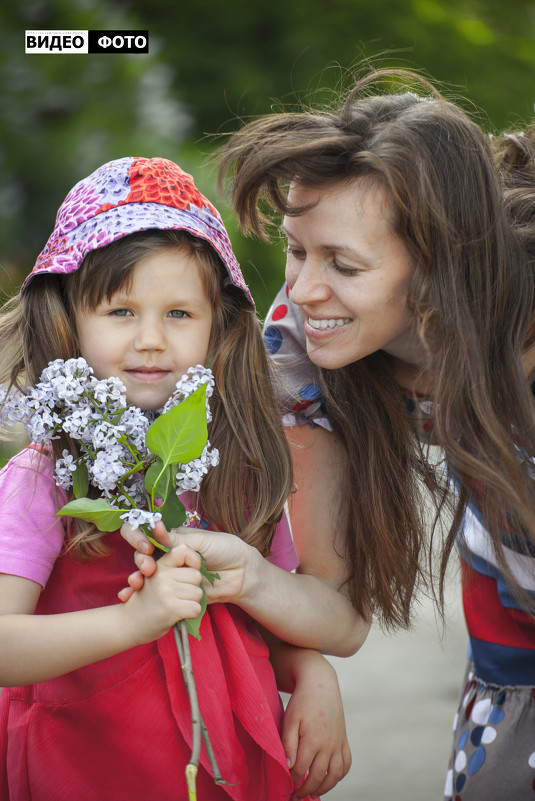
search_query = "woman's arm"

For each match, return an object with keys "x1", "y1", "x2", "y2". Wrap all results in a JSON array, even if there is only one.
[
  {"x1": 121, "y1": 424, "x2": 370, "y2": 657},
  {"x1": 0, "y1": 544, "x2": 203, "y2": 686},
  {"x1": 243, "y1": 422, "x2": 369, "y2": 655}
]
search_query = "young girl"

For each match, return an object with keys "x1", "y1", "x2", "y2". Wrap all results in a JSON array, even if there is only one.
[{"x1": 0, "y1": 157, "x2": 353, "y2": 801}]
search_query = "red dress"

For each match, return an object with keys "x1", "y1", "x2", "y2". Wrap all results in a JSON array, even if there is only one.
[{"x1": 0, "y1": 528, "x2": 299, "y2": 800}]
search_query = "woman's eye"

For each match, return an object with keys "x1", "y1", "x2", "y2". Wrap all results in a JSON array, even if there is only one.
[
  {"x1": 284, "y1": 246, "x2": 306, "y2": 260},
  {"x1": 332, "y1": 262, "x2": 359, "y2": 276},
  {"x1": 168, "y1": 309, "x2": 188, "y2": 319}
]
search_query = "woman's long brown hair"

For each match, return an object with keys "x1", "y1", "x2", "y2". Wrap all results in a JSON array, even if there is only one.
[
  {"x1": 0, "y1": 230, "x2": 293, "y2": 560},
  {"x1": 219, "y1": 69, "x2": 535, "y2": 628}
]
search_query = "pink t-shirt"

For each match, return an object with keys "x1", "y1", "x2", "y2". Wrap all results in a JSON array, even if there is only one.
[
  {"x1": 0, "y1": 446, "x2": 298, "y2": 587},
  {"x1": 0, "y1": 446, "x2": 67, "y2": 587}
]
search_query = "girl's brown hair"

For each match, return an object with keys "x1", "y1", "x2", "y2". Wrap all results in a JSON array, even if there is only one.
[
  {"x1": 219, "y1": 69, "x2": 535, "y2": 628},
  {"x1": 0, "y1": 230, "x2": 293, "y2": 559}
]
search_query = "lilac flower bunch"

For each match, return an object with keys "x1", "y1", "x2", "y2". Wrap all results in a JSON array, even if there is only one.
[{"x1": 1, "y1": 358, "x2": 219, "y2": 534}]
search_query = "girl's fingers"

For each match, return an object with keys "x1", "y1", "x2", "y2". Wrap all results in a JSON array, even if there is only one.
[
  {"x1": 127, "y1": 569, "x2": 145, "y2": 590},
  {"x1": 160, "y1": 543, "x2": 202, "y2": 570},
  {"x1": 117, "y1": 570, "x2": 144, "y2": 603},
  {"x1": 298, "y1": 751, "x2": 349, "y2": 799},
  {"x1": 117, "y1": 585, "x2": 135, "y2": 603},
  {"x1": 133, "y1": 551, "x2": 157, "y2": 576}
]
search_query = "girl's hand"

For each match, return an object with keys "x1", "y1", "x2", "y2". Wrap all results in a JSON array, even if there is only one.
[
  {"x1": 118, "y1": 520, "x2": 169, "y2": 601},
  {"x1": 119, "y1": 520, "x2": 255, "y2": 605},
  {"x1": 284, "y1": 656, "x2": 351, "y2": 800},
  {"x1": 123, "y1": 543, "x2": 203, "y2": 645}
]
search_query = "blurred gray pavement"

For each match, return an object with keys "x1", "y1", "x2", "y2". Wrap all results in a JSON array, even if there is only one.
[{"x1": 324, "y1": 571, "x2": 467, "y2": 801}]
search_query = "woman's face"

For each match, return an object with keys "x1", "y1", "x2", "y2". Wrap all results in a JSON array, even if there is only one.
[{"x1": 283, "y1": 179, "x2": 423, "y2": 372}]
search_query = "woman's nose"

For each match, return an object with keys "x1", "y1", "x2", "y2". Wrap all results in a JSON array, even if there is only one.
[{"x1": 287, "y1": 259, "x2": 331, "y2": 306}]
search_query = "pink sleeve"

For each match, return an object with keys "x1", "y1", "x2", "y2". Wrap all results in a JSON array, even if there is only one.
[
  {"x1": 266, "y1": 510, "x2": 299, "y2": 572},
  {"x1": 0, "y1": 447, "x2": 67, "y2": 587}
]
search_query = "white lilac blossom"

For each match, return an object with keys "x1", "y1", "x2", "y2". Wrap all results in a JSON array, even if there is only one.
[
  {"x1": 175, "y1": 442, "x2": 220, "y2": 493},
  {"x1": 62, "y1": 404, "x2": 99, "y2": 442},
  {"x1": 119, "y1": 508, "x2": 163, "y2": 530},
  {"x1": 54, "y1": 450, "x2": 79, "y2": 490},
  {"x1": 92, "y1": 375, "x2": 127, "y2": 408},
  {"x1": 90, "y1": 420, "x2": 126, "y2": 450},
  {"x1": 118, "y1": 406, "x2": 151, "y2": 452},
  {"x1": 163, "y1": 364, "x2": 215, "y2": 421},
  {"x1": 88, "y1": 443, "x2": 130, "y2": 493}
]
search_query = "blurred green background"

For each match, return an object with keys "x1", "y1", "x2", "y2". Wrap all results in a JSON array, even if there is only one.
[{"x1": 2, "y1": 0, "x2": 535, "y2": 316}]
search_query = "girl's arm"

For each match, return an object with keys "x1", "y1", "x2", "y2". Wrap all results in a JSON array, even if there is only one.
[
  {"x1": 0, "y1": 544, "x2": 203, "y2": 687},
  {"x1": 263, "y1": 630, "x2": 352, "y2": 800},
  {"x1": 121, "y1": 424, "x2": 370, "y2": 658}
]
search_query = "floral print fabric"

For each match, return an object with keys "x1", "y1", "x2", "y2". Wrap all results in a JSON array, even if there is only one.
[{"x1": 22, "y1": 156, "x2": 253, "y2": 305}]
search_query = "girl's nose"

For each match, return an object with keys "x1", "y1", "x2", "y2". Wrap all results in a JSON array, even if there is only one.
[
  {"x1": 286, "y1": 259, "x2": 331, "y2": 306},
  {"x1": 134, "y1": 318, "x2": 166, "y2": 351}
]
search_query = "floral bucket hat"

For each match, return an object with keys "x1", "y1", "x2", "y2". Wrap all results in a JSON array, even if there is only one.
[{"x1": 21, "y1": 156, "x2": 253, "y2": 305}]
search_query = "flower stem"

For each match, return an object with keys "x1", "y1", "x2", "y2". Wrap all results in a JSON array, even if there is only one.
[
  {"x1": 185, "y1": 765, "x2": 198, "y2": 801},
  {"x1": 173, "y1": 622, "x2": 228, "y2": 793},
  {"x1": 176, "y1": 622, "x2": 201, "y2": 798}
]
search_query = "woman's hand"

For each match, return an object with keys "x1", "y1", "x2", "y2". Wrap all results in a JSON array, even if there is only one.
[{"x1": 119, "y1": 520, "x2": 256, "y2": 605}]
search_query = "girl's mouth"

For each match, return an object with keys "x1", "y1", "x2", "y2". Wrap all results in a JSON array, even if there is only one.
[{"x1": 127, "y1": 367, "x2": 170, "y2": 381}]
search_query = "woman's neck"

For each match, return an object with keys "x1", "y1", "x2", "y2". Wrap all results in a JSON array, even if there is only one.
[{"x1": 392, "y1": 358, "x2": 435, "y2": 394}]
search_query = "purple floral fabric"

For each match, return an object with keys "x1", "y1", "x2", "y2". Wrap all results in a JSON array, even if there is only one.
[{"x1": 22, "y1": 156, "x2": 253, "y2": 305}]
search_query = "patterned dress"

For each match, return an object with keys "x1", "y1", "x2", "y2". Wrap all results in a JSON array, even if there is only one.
[{"x1": 265, "y1": 283, "x2": 535, "y2": 801}]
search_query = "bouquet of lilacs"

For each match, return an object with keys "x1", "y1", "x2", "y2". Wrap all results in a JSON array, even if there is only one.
[{"x1": 0, "y1": 357, "x2": 226, "y2": 798}]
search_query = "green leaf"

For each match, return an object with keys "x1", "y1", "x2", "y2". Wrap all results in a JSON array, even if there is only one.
[
  {"x1": 146, "y1": 384, "x2": 208, "y2": 467},
  {"x1": 184, "y1": 556, "x2": 219, "y2": 640},
  {"x1": 200, "y1": 554, "x2": 219, "y2": 587},
  {"x1": 57, "y1": 498, "x2": 124, "y2": 532},
  {"x1": 185, "y1": 586, "x2": 207, "y2": 640},
  {"x1": 144, "y1": 457, "x2": 170, "y2": 497},
  {"x1": 159, "y1": 486, "x2": 187, "y2": 530},
  {"x1": 72, "y1": 461, "x2": 89, "y2": 499}
]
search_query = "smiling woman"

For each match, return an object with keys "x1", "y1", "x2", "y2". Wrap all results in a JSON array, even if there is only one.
[{"x1": 218, "y1": 68, "x2": 535, "y2": 799}]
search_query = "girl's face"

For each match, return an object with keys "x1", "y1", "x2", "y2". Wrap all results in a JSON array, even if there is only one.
[
  {"x1": 283, "y1": 180, "x2": 424, "y2": 372},
  {"x1": 76, "y1": 247, "x2": 213, "y2": 410}
]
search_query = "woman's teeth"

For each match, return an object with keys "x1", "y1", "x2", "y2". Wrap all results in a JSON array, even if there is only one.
[{"x1": 308, "y1": 317, "x2": 351, "y2": 330}]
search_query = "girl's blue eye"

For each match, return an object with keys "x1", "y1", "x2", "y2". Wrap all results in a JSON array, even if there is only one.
[
  {"x1": 110, "y1": 308, "x2": 132, "y2": 317},
  {"x1": 169, "y1": 310, "x2": 188, "y2": 319}
]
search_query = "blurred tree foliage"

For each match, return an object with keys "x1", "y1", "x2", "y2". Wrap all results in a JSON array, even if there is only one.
[{"x1": 1, "y1": 0, "x2": 535, "y2": 317}]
